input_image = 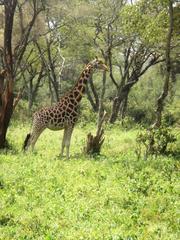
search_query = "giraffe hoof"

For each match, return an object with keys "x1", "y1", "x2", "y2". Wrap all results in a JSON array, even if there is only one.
[{"x1": 59, "y1": 154, "x2": 66, "y2": 159}]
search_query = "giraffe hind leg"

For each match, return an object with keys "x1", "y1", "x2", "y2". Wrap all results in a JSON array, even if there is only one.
[
  {"x1": 60, "y1": 126, "x2": 74, "y2": 159},
  {"x1": 23, "y1": 133, "x2": 31, "y2": 151},
  {"x1": 30, "y1": 126, "x2": 45, "y2": 151},
  {"x1": 23, "y1": 125, "x2": 45, "y2": 151}
]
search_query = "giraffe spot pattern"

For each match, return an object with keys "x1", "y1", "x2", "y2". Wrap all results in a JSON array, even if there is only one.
[{"x1": 30, "y1": 63, "x2": 94, "y2": 132}]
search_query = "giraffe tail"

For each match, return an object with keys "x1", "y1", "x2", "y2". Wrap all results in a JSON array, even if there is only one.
[{"x1": 23, "y1": 133, "x2": 31, "y2": 151}]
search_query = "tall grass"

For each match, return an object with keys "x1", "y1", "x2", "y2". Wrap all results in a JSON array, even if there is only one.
[{"x1": 0, "y1": 123, "x2": 179, "y2": 240}]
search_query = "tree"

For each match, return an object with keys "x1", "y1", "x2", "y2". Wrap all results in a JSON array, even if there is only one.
[
  {"x1": 109, "y1": 41, "x2": 164, "y2": 123},
  {"x1": 108, "y1": 0, "x2": 174, "y2": 123},
  {"x1": 0, "y1": 0, "x2": 44, "y2": 148},
  {"x1": 18, "y1": 47, "x2": 46, "y2": 111},
  {"x1": 91, "y1": 0, "x2": 125, "y2": 123}
]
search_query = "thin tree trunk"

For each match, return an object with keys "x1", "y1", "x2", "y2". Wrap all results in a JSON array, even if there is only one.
[
  {"x1": 86, "y1": 84, "x2": 98, "y2": 112},
  {"x1": 97, "y1": 58, "x2": 107, "y2": 126},
  {"x1": 86, "y1": 75, "x2": 99, "y2": 112},
  {"x1": 153, "y1": 0, "x2": 173, "y2": 128},
  {"x1": 97, "y1": 72, "x2": 106, "y2": 125},
  {"x1": 28, "y1": 79, "x2": 33, "y2": 112}
]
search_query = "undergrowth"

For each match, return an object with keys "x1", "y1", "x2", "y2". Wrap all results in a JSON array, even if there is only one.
[{"x1": 0, "y1": 123, "x2": 179, "y2": 240}]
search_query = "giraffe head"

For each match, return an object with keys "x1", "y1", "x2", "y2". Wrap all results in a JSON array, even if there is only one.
[{"x1": 90, "y1": 57, "x2": 108, "y2": 71}]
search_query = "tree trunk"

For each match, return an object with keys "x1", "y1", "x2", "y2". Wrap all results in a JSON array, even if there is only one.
[
  {"x1": 0, "y1": 71, "x2": 14, "y2": 147},
  {"x1": 97, "y1": 58, "x2": 107, "y2": 126},
  {"x1": 86, "y1": 84, "x2": 99, "y2": 112},
  {"x1": 153, "y1": 1, "x2": 173, "y2": 128},
  {"x1": 109, "y1": 82, "x2": 132, "y2": 123},
  {"x1": 28, "y1": 79, "x2": 33, "y2": 112},
  {"x1": 109, "y1": 96, "x2": 120, "y2": 124},
  {"x1": 84, "y1": 110, "x2": 107, "y2": 155},
  {"x1": 86, "y1": 75, "x2": 99, "y2": 112},
  {"x1": 0, "y1": 0, "x2": 44, "y2": 148},
  {"x1": 119, "y1": 94, "x2": 128, "y2": 120},
  {"x1": 0, "y1": 0, "x2": 17, "y2": 148},
  {"x1": 0, "y1": 90, "x2": 14, "y2": 148},
  {"x1": 84, "y1": 56, "x2": 108, "y2": 155}
]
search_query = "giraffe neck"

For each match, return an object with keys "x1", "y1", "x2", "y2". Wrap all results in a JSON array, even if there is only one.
[{"x1": 71, "y1": 64, "x2": 93, "y2": 104}]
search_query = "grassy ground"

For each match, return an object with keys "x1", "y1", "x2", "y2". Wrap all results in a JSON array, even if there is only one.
[{"x1": 0, "y1": 123, "x2": 179, "y2": 240}]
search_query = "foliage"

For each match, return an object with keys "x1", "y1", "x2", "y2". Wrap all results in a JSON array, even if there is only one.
[
  {"x1": 121, "y1": 0, "x2": 169, "y2": 47},
  {"x1": 0, "y1": 124, "x2": 179, "y2": 239},
  {"x1": 136, "y1": 125, "x2": 177, "y2": 159},
  {"x1": 79, "y1": 98, "x2": 97, "y2": 126}
]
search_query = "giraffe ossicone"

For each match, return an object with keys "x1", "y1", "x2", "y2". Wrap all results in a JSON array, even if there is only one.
[{"x1": 23, "y1": 57, "x2": 108, "y2": 159}]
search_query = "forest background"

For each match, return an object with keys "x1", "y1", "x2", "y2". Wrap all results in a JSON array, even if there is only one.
[{"x1": 0, "y1": 0, "x2": 179, "y2": 239}]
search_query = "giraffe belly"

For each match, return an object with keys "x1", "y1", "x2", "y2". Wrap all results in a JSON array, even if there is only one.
[
  {"x1": 46, "y1": 118, "x2": 74, "y2": 131},
  {"x1": 45, "y1": 106, "x2": 79, "y2": 130},
  {"x1": 47, "y1": 123, "x2": 65, "y2": 131}
]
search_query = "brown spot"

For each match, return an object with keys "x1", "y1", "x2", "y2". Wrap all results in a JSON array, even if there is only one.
[
  {"x1": 77, "y1": 85, "x2": 82, "y2": 91},
  {"x1": 50, "y1": 112, "x2": 54, "y2": 117},
  {"x1": 66, "y1": 108, "x2": 71, "y2": 114},
  {"x1": 68, "y1": 103, "x2": 74, "y2": 109},
  {"x1": 63, "y1": 100, "x2": 67, "y2": 105},
  {"x1": 79, "y1": 79, "x2": 83, "y2": 84},
  {"x1": 54, "y1": 118, "x2": 58, "y2": 123},
  {"x1": 69, "y1": 115, "x2": 72, "y2": 120},
  {"x1": 73, "y1": 90, "x2": 79, "y2": 98},
  {"x1": 70, "y1": 98, "x2": 76, "y2": 105},
  {"x1": 69, "y1": 94, "x2": 74, "y2": 98},
  {"x1": 57, "y1": 117, "x2": 62, "y2": 123}
]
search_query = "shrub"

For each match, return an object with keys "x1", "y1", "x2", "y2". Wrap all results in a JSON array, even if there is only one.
[
  {"x1": 163, "y1": 112, "x2": 176, "y2": 126},
  {"x1": 136, "y1": 125, "x2": 177, "y2": 159}
]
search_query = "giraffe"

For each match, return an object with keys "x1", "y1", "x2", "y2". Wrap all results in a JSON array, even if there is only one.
[{"x1": 23, "y1": 57, "x2": 108, "y2": 158}]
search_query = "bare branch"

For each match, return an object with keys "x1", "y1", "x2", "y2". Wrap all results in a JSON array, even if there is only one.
[{"x1": 14, "y1": 0, "x2": 45, "y2": 74}]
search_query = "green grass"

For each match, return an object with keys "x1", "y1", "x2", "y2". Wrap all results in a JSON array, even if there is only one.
[{"x1": 0, "y1": 123, "x2": 179, "y2": 240}]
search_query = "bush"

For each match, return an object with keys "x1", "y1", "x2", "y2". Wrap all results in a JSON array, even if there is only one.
[
  {"x1": 12, "y1": 100, "x2": 30, "y2": 123},
  {"x1": 163, "y1": 112, "x2": 176, "y2": 126},
  {"x1": 129, "y1": 108, "x2": 146, "y2": 123},
  {"x1": 127, "y1": 107, "x2": 154, "y2": 125},
  {"x1": 136, "y1": 125, "x2": 177, "y2": 159},
  {"x1": 78, "y1": 98, "x2": 97, "y2": 126}
]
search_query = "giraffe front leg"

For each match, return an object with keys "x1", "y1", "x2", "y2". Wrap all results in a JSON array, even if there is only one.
[
  {"x1": 61, "y1": 128, "x2": 67, "y2": 157},
  {"x1": 65, "y1": 126, "x2": 74, "y2": 159}
]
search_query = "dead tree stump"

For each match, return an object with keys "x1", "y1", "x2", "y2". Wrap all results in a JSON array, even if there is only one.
[{"x1": 84, "y1": 111, "x2": 107, "y2": 155}]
